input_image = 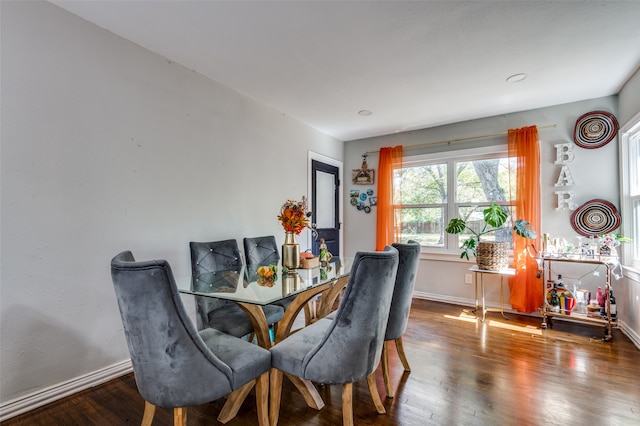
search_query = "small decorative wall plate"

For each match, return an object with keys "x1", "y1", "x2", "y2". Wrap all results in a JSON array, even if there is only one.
[
  {"x1": 367, "y1": 189, "x2": 374, "y2": 196},
  {"x1": 574, "y1": 111, "x2": 618, "y2": 149},
  {"x1": 359, "y1": 193, "x2": 367, "y2": 201},
  {"x1": 571, "y1": 199, "x2": 621, "y2": 236}
]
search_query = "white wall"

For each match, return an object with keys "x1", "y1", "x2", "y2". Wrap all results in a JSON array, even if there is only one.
[
  {"x1": 616, "y1": 66, "x2": 640, "y2": 346},
  {"x1": 344, "y1": 96, "x2": 624, "y2": 313},
  {"x1": 0, "y1": 1, "x2": 342, "y2": 406},
  {"x1": 619, "y1": 65, "x2": 640, "y2": 126}
]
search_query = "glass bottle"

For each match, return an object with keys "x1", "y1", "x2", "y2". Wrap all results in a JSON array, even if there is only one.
[
  {"x1": 609, "y1": 288, "x2": 617, "y2": 321},
  {"x1": 550, "y1": 281, "x2": 560, "y2": 313},
  {"x1": 596, "y1": 286, "x2": 605, "y2": 307},
  {"x1": 556, "y1": 274, "x2": 564, "y2": 289}
]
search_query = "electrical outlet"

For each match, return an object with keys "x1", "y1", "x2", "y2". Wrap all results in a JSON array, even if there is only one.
[{"x1": 465, "y1": 273, "x2": 473, "y2": 284}]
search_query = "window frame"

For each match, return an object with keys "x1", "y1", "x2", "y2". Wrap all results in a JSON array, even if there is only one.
[
  {"x1": 619, "y1": 112, "x2": 640, "y2": 271},
  {"x1": 399, "y1": 145, "x2": 512, "y2": 255}
]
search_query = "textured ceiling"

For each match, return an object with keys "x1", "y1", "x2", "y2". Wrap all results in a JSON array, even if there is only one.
[{"x1": 51, "y1": 1, "x2": 640, "y2": 141}]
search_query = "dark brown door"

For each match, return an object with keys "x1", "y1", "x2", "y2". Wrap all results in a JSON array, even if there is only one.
[{"x1": 311, "y1": 159, "x2": 340, "y2": 256}]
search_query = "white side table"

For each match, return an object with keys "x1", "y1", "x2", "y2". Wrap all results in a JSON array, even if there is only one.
[{"x1": 469, "y1": 265, "x2": 516, "y2": 322}]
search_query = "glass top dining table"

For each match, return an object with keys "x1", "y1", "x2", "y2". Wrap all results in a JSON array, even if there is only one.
[{"x1": 176, "y1": 257, "x2": 352, "y2": 348}]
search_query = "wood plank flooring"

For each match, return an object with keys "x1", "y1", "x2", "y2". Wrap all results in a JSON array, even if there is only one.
[{"x1": 3, "y1": 299, "x2": 639, "y2": 425}]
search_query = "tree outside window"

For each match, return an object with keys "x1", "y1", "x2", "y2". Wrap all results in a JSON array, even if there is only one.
[{"x1": 395, "y1": 147, "x2": 515, "y2": 252}]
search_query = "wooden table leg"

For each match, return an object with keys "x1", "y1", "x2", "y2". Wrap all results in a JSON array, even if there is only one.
[
  {"x1": 217, "y1": 381, "x2": 255, "y2": 424},
  {"x1": 315, "y1": 276, "x2": 349, "y2": 319},
  {"x1": 273, "y1": 283, "x2": 331, "y2": 343},
  {"x1": 236, "y1": 302, "x2": 271, "y2": 348},
  {"x1": 286, "y1": 374, "x2": 325, "y2": 410}
]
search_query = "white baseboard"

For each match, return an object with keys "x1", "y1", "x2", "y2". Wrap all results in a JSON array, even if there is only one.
[
  {"x1": 619, "y1": 321, "x2": 640, "y2": 349},
  {"x1": 0, "y1": 360, "x2": 132, "y2": 422}
]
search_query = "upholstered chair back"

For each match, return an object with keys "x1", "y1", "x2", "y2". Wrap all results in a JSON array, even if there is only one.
[
  {"x1": 244, "y1": 235, "x2": 280, "y2": 268},
  {"x1": 299, "y1": 246, "x2": 399, "y2": 384},
  {"x1": 110, "y1": 251, "x2": 235, "y2": 407},
  {"x1": 191, "y1": 239, "x2": 243, "y2": 273},
  {"x1": 386, "y1": 240, "x2": 421, "y2": 341},
  {"x1": 190, "y1": 240, "x2": 242, "y2": 329}
]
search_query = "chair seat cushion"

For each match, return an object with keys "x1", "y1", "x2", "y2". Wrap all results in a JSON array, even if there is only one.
[
  {"x1": 270, "y1": 318, "x2": 334, "y2": 378},
  {"x1": 270, "y1": 294, "x2": 296, "y2": 310},
  {"x1": 324, "y1": 311, "x2": 337, "y2": 320},
  {"x1": 207, "y1": 304, "x2": 284, "y2": 338},
  {"x1": 198, "y1": 328, "x2": 271, "y2": 389}
]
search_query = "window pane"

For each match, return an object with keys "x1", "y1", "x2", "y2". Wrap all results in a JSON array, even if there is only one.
[
  {"x1": 315, "y1": 170, "x2": 335, "y2": 228},
  {"x1": 400, "y1": 207, "x2": 444, "y2": 246},
  {"x1": 457, "y1": 205, "x2": 513, "y2": 245},
  {"x1": 633, "y1": 199, "x2": 640, "y2": 259},
  {"x1": 456, "y1": 158, "x2": 515, "y2": 203},
  {"x1": 632, "y1": 137, "x2": 640, "y2": 196},
  {"x1": 398, "y1": 164, "x2": 447, "y2": 204}
]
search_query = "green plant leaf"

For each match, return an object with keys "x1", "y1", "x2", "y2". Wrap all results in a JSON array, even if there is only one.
[
  {"x1": 513, "y1": 219, "x2": 537, "y2": 239},
  {"x1": 483, "y1": 204, "x2": 508, "y2": 228},
  {"x1": 446, "y1": 218, "x2": 467, "y2": 234},
  {"x1": 460, "y1": 238, "x2": 477, "y2": 259}
]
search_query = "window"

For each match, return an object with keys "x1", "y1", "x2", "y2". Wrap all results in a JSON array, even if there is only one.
[
  {"x1": 396, "y1": 146, "x2": 516, "y2": 253},
  {"x1": 620, "y1": 116, "x2": 640, "y2": 270}
]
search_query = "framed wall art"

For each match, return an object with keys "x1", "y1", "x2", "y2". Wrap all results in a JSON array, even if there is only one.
[{"x1": 352, "y1": 154, "x2": 375, "y2": 184}]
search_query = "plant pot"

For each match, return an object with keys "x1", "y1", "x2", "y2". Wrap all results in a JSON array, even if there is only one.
[
  {"x1": 282, "y1": 232, "x2": 300, "y2": 269},
  {"x1": 476, "y1": 241, "x2": 510, "y2": 271}
]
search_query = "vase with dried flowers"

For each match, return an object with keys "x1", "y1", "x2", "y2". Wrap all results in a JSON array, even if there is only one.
[{"x1": 277, "y1": 196, "x2": 314, "y2": 269}]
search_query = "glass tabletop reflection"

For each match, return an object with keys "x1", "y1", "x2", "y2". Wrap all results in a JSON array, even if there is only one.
[{"x1": 176, "y1": 257, "x2": 352, "y2": 306}]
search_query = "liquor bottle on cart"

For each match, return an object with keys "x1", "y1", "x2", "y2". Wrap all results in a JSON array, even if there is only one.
[{"x1": 609, "y1": 288, "x2": 617, "y2": 321}]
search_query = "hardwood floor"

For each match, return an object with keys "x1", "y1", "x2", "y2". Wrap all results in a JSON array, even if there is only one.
[{"x1": 3, "y1": 299, "x2": 639, "y2": 425}]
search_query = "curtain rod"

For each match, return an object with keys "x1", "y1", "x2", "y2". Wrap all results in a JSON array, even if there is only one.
[{"x1": 364, "y1": 124, "x2": 557, "y2": 155}]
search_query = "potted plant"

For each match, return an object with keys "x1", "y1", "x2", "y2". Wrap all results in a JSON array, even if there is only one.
[{"x1": 445, "y1": 203, "x2": 537, "y2": 270}]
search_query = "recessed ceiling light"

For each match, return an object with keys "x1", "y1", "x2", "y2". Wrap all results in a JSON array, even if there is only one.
[
  {"x1": 358, "y1": 110, "x2": 372, "y2": 116},
  {"x1": 506, "y1": 73, "x2": 527, "y2": 83}
]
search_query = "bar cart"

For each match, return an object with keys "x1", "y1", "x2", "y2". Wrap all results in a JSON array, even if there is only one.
[{"x1": 539, "y1": 255, "x2": 617, "y2": 341}]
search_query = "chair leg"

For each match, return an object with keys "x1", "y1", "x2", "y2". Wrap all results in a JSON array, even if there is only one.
[
  {"x1": 217, "y1": 380, "x2": 255, "y2": 424},
  {"x1": 342, "y1": 383, "x2": 354, "y2": 426},
  {"x1": 173, "y1": 407, "x2": 186, "y2": 426},
  {"x1": 382, "y1": 340, "x2": 393, "y2": 398},
  {"x1": 255, "y1": 372, "x2": 270, "y2": 426},
  {"x1": 395, "y1": 336, "x2": 411, "y2": 372},
  {"x1": 141, "y1": 401, "x2": 156, "y2": 426},
  {"x1": 366, "y1": 372, "x2": 386, "y2": 414},
  {"x1": 269, "y1": 368, "x2": 284, "y2": 426}
]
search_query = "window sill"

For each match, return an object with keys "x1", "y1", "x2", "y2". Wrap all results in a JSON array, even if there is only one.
[
  {"x1": 419, "y1": 251, "x2": 475, "y2": 264},
  {"x1": 621, "y1": 265, "x2": 640, "y2": 283}
]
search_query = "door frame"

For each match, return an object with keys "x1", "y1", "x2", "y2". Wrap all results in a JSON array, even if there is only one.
[{"x1": 308, "y1": 151, "x2": 343, "y2": 257}]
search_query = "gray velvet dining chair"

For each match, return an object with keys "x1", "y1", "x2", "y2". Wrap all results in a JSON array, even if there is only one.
[
  {"x1": 110, "y1": 251, "x2": 270, "y2": 426},
  {"x1": 190, "y1": 239, "x2": 284, "y2": 338},
  {"x1": 269, "y1": 246, "x2": 399, "y2": 426},
  {"x1": 382, "y1": 240, "x2": 421, "y2": 398}
]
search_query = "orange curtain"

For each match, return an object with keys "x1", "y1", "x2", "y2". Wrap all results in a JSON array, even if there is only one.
[
  {"x1": 376, "y1": 146, "x2": 403, "y2": 250},
  {"x1": 508, "y1": 126, "x2": 542, "y2": 312}
]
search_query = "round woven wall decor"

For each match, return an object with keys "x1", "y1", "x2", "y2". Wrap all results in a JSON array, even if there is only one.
[
  {"x1": 570, "y1": 199, "x2": 621, "y2": 236},
  {"x1": 574, "y1": 111, "x2": 618, "y2": 149}
]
